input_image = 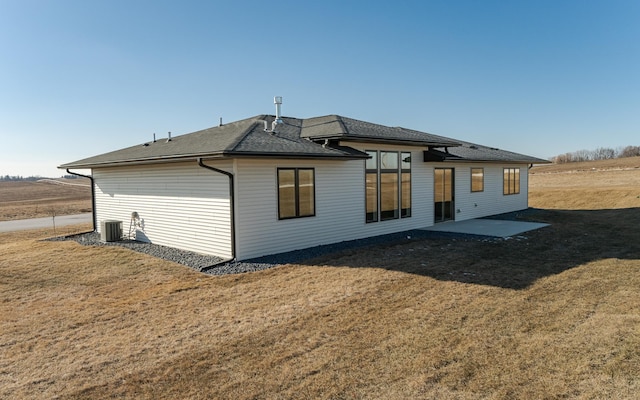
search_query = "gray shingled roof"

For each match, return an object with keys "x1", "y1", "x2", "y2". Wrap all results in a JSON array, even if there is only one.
[
  {"x1": 60, "y1": 115, "x2": 369, "y2": 168},
  {"x1": 231, "y1": 116, "x2": 368, "y2": 157},
  {"x1": 61, "y1": 117, "x2": 258, "y2": 168},
  {"x1": 60, "y1": 114, "x2": 548, "y2": 169},
  {"x1": 301, "y1": 115, "x2": 461, "y2": 146},
  {"x1": 426, "y1": 140, "x2": 549, "y2": 164}
]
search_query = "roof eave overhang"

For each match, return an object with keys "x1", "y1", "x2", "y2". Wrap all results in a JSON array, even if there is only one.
[
  {"x1": 309, "y1": 135, "x2": 461, "y2": 148},
  {"x1": 223, "y1": 151, "x2": 368, "y2": 160},
  {"x1": 59, "y1": 152, "x2": 229, "y2": 169},
  {"x1": 426, "y1": 158, "x2": 548, "y2": 164},
  {"x1": 59, "y1": 150, "x2": 367, "y2": 169}
]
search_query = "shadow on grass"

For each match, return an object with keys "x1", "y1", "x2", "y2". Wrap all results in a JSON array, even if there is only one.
[{"x1": 296, "y1": 207, "x2": 640, "y2": 290}]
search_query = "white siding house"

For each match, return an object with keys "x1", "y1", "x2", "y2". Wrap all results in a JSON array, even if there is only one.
[
  {"x1": 61, "y1": 112, "x2": 546, "y2": 262},
  {"x1": 442, "y1": 163, "x2": 530, "y2": 221},
  {"x1": 234, "y1": 150, "x2": 432, "y2": 260},
  {"x1": 94, "y1": 162, "x2": 233, "y2": 258}
]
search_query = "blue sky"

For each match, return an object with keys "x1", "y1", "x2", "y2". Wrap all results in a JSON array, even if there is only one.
[{"x1": 1, "y1": 0, "x2": 639, "y2": 177}]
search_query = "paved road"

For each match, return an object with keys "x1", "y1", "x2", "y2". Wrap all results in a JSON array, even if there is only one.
[{"x1": 0, "y1": 213, "x2": 93, "y2": 233}]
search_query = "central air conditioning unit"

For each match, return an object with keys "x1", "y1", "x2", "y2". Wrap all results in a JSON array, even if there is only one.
[{"x1": 101, "y1": 220, "x2": 123, "y2": 242}]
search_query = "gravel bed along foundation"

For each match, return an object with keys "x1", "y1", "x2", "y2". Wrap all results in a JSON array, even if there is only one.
[
  {"x1": 48, "y1": 205, "x2": 548, "y2": 275},
  {"x1": 48, "y1": 229, "x2": 496, "y2": 276}
]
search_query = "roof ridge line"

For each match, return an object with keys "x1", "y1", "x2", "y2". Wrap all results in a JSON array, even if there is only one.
[
  {"x1": 335, "y1": 115, "x2": 349, "y2": 135},
  {"x1": 226, "y1": 115, "x2": 266, "y2": 151}
]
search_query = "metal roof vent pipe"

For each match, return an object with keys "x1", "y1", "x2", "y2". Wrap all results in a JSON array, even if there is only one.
[
  {"x1": 272, "y1": 96, "x2": 283, "y2": 131},
  {"x1": 167, "y1": 131, "x2": 172, "y2": 142}
]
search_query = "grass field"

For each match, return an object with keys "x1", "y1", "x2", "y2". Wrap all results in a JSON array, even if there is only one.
[
  {"x1": 529, "y1": 156, "x2": 640, "y2": 210},
  {"x1": 0, "y1": 179, "x2": 92, "y2": 221},
  {"x1": 1, "y1": 160, "x2": 639, "y2": 399}
]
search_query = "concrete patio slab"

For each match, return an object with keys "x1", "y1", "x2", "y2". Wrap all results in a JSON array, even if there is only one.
[{"x1": 420, "y1": 219, "x2": 549, "y2": 238}]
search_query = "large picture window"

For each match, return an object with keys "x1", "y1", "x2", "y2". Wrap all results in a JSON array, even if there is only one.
[
  {"x1": 278, "y1": 168, "x2": 315, "y2": 219},
  {"x1": 380, "y1": 151, "x2": 399, "y2": 220},
  {"x1": 365, "y1": 151, "x2": 378, "y2": 222},
  {"x1": 503, "y1": 167, "x2": 520, "y2": 195},
  {"x1": 471, "y1": 168, "x2": 484, "y2": 192},
  {"x1": 365, "y1": 150, "x2": 411, "y2": 223},
  {"x1": 401, "y1": 152, "x2": 411, "y2": 217}
]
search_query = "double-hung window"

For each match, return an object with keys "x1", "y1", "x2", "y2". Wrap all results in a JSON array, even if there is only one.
[
  {"x1": 365, "y1": 151, "x2": 411, "y2": 223},
  {"x1": 503, "y1": 168, "x2": 520, "y2": 195},
  {"x1": 278, "y1": 168, "x2": 315, "y2": 219}
]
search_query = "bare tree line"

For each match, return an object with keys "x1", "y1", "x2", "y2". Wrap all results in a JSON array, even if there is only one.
[
  {"x1": 551, "y1": 145, "x2": 640, "y2": 164},
  {"x1": 0, "y1": 174, "x2": 80, "y2": 181}
]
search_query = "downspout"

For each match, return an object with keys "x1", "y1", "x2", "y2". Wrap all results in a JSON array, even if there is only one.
[
  {"x1": 66, "y1": 169, "x2": 97, "y2": 232},
  {"x1": 197, "y1": 158, "x2": 236, "y2": 269}
]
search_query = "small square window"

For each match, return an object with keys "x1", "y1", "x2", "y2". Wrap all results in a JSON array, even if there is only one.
[{"x1": 278, "y1": 168, "x2": 315, "y2": 219}]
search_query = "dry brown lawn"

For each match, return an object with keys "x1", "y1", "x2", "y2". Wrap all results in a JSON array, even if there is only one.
[
  {"x1": 0, "y1": 179, "x2": 92, "y2": 221},
  {"x1": 530, "y1": 156, "x2": 640, "y2": 209},
  {"x1": 1, "y1": 162, "x2": 640, "y2": 399}
]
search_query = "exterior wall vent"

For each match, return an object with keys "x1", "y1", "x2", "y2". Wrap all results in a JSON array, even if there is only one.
[{"x1": 101, "y1": 220, "x2": 123, "y2": 242}]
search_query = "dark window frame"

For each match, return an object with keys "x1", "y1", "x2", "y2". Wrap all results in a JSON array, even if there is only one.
[
  {"x1": 365, "y1": 150, "x2": 411, "y2": 223},
  {"x1": 471, "y1": 167, "x2": 484, "y2": 192},
  {"x1": 401, "y1": 152, "x2": 411, "y2": 217},
  {"x1": 365, "y1": 151, "x2": 379, "y2": 223},
  {"x1": 380, "y1": 151, "x2": 399, "y2": 221},
  {"x1": 503, "y1": 167, "x2": 520, "y2": 195},
  {"x1": 277, "y1": 167, "x2": 316, "y2": 220}
]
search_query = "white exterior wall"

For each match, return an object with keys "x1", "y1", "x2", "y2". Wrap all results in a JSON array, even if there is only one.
[
  {"x1": 234, "y1": 144, "x2": 434, "y2": 260},
  {"x1": 90, "y1": 150, "x2": 531, "y2": 261},
  {"x1": 93, "y1": 161, "x2": 233, "y2": 258},
  {"x1": 447, "y1": 163, "x2": 530, "y2": 221},
  {"x1": 233, "y1": 147, "x2": 530, "y2": 260}
]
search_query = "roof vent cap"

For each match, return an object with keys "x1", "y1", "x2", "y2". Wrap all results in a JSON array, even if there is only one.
[
  {"x1": 264, "y1": 96, "x2": 284, "y2": 134},
  {"x1": 272, "y1": 96, "x2": 283, "y2": 131},
  {"x1": 274, "y1": 96, "x2": 283, "y2": 121}
]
